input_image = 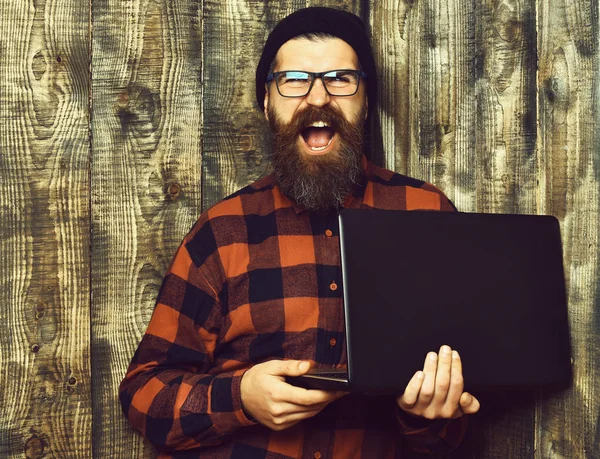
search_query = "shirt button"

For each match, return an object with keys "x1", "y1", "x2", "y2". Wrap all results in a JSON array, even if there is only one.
[
  {"x1": 329, "y1": 338, "x2": 337, "y2": 347},
  {"x1": 314, "y1": 453, "x2": 322, "y2": 459},
  {"x1": 325, "y1": 229, "x2": 333, "y2": 237},
  {"x1": 329, "y1": 282, "x2": 338, "y2": 291}
]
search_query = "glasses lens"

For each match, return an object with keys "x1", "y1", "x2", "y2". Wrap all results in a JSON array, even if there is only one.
[
  {"x1": 274, "y1": 70, "x2": 361, "y2": 97},
  {"x1": 276, "y1": 71, "x2": 312, "y2": 97},
  {"x1": 323, "y1": 70, "x2": 360, "y2": 96}
]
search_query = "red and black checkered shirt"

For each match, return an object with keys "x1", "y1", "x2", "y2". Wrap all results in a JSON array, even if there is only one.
[{"x1": 119, "y1": 157, "x2": 466, "y2": 458}]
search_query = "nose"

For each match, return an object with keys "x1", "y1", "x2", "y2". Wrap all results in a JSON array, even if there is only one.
[{"x1": 305, "y1": 77, "x2": 331, "y2": 108}]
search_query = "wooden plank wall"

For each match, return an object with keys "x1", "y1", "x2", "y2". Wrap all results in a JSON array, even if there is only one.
[
  {"x1": 371, "y1": 1, "x2": 598, "y2": 458},
  {"x1": 0, "y1": 0, "x2": 92, "y2": 457},
  {"x1": 0, "y1": 0, "x2": 597, "y2": 457},
  {"x1": 91, "y1": 0, "x2": 204, "y2": 456}
]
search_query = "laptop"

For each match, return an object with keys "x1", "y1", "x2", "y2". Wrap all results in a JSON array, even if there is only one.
[{"x1": 287, "y1": 209, "x2": 572, "y2": 393}]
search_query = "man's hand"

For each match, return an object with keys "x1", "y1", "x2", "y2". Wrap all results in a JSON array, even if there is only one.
[
  {"x1": 240, "y1": 360, "x2": 347, "y2": 431},
  {"x1": 396, "y1": 345, "x2": 480, "y2": 419}
]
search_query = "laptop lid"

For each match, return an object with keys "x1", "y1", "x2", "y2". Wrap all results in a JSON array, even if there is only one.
[{"x1": 339, "y1": 209, "x2": 572, "y2": 393}]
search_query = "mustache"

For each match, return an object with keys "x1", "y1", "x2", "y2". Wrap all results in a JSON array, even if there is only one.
[
  {"x1": 268, "y1": 104, "x2": 363, "y2": 147},
  {"x1": 283, "y1": 105, "x2": 343, "y2": 132}
]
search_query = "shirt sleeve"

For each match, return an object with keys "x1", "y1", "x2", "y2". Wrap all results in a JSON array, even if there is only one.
[
  {"x1": 118, "y1": 231, "x2": 257, "y2": 452},
  {"x1": 420, "y1": 182, "x2": 458, "y2": 212},
  {"x1": 396, "y1": 408, "x2": 468, "y2": 453}
]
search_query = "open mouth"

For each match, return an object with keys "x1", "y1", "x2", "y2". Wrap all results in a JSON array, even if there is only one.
[{"x1": 300, "y1": 121, "x2": 336, "y2": 153}]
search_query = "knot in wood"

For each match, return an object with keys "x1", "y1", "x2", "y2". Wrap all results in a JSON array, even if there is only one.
[
  {"x1": 544, "y1": 77, "x2": 562, "y2": 104},
  {"x1": 116, "y1": 92, "x2": 129, "y2": 106},
  {"x1": 25, "y1": 434, "x2": 45, "y2": 459},
  {"x1": 32, "y1": 51, "x2": 47, "y2": 80},
  {"x1": 35, "y1": 303, "x2": 46, "y2": 320},
  {"x1": 168, "y1": 183, "x2": 181, "y2": 199}
]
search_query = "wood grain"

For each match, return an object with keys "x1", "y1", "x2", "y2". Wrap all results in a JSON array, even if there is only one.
[
  {"x1": 537, "y1": 0, "x2": 600, "y2": 457},
  {"x1": 0, "y1": 0, "x2": 598, "y2": 458},
  {"x1": 472, "y1": 0, "x2": 538, "y2": 215},
  {"x1": 0, "y1": 0, "x2": 92, "y2": 457},
  {"x1": 90, "y1": 0, "x2": 203, "y2": 456},
  {"x1": 371, "y1": 0, "x2": 539, "y2": 456},
  {"x1": 369, "y1": 0, "x2": 415, "y2": 173},
  {"x1": 370, "y1": 0, "x2": 481, "y2": 211}
]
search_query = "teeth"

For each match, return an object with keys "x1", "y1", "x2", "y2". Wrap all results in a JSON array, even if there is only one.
[{"x1": 310, "y1": 121, "x2": 329, "y2": 128}]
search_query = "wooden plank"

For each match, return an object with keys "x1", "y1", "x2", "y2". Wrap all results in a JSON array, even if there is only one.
[
  {"x1": 371, "y1": 0, "x2": 538, "y2": 214},
  {"x1": 536, "y1": 0, "x2": 600, "y2": 457},
  {"x1": 368, "y1": 0, "x2": 417, "y2": 173},
  {"x1": 409, "y1": 0, "x2": 477, "y2": 209},
  {"x1": 90, "y1": 0, "x2": 203, "y2": 456},
  {"x1": 471, "y1": 0, "x2": 539, "y2": 215},
  {"x1": 201, "y1": 0, "x2": 363, "y2": 211},
  {"x1": 0, "y1": 0, "x2": 92, "y2": 457},
  {"x1": 371, "y1": 0, "x2": 538, "y2": 457},
  {"x1": 370, "y1": 0, "x2": 481, "y2": 210},
  {"x1": 452, "y1": 0, "x2": 539, "y2": 455}
]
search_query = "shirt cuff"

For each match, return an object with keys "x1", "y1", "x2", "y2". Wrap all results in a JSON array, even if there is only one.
[
  {"x1": 210, "y1": 369, "x2": 258, "y2": 435},
  {"x1": 396, "y1": 406, "x2": 468, "y2": 453},
  {"x1": 396, "y1": 406, "x2": 442, "y2": 432}
]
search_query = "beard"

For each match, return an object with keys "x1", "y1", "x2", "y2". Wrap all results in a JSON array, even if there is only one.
[{"x1": 268, "y1": 103, "x2": 367, "y2": 214}]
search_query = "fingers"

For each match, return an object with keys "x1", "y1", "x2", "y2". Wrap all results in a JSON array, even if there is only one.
[
  {"x1": 263, "y1": 360, "x2": 347, "y2": 406},
  {"x1": 255, "y1": 360, "x2": 344, "y2": 404},
  {"x1": 418, "y1": 351, "x2": 439, "y2": 406},
  {"x1": 241, "y1": 360, "x2": 345, "y2": 431},
  {"x1": 397, "y1": 346, "x2": 479, "y2": 420},
  {"x1": 431, "y1": 345, "x2": 453, "y2": 406},
  {"x1": 264, "y1": 391, "x2": 345, "y2": 431},
  {"x1": 266, "y1": 360, "x2": 311, "y2": 377},
  {"x1": 444, "y1": 350, "x2": 464, "y2": 409},
  {"x1": 450, "y1": 349, "x2": 462, "y2": 374},
  {"x1": 267, "y1": 405, "x2": 325, "y2": 431},
  {"x1": 283, "y1": 385, "x2": 347, "y2": 407},
  {"x1": 398, "y1": 370, "x2": 424, "y2": 409}
]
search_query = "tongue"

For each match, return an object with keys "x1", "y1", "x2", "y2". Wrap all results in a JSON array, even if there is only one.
[{"x1": 304, "y1": 127, "x2": 334, "y2": 148}]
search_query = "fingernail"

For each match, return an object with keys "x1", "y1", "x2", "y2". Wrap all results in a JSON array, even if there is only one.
[
  {"x1": 441, "y1": 345, "x2": 451, "y2": 355},
  {"x1": 299, "y1": 361, "x2": 310, "y2": 372},
  {"x1": 416, "y1": 371, "x2": 424, "y2": 379},
  {"x1": 429, "y1": 352, "x2": 437, "y2": 361},
  {"x1": 464, "y1": 394, "x2": 473, "y2": 404},
  {"x1": 452, "y1": 350, "x2": 459, "y2": 359}
]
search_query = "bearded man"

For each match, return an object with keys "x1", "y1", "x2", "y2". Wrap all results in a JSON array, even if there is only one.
[{"x1": 120, "y1": 7, "x2": 480, "y2": 458}]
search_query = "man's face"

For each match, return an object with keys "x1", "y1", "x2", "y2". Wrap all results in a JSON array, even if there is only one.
[
  {"x1": 265, "y1": 37, "x2": 368, "y2": 155},
  {"x1": 264, "y1": 37, "x2": 368, "y2": 212}
]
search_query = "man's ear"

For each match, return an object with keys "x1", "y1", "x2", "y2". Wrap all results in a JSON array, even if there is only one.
[
  {"x1": 364, "y1": 96, "x2": 369, "y2": 121},
  {"x1": 264, "y1": 85, "x2": 270, "y2": 121}
]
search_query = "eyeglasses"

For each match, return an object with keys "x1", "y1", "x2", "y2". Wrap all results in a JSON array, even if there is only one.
[{"x1": 266, "y1": 69, "x2": 367, "y2": 98}]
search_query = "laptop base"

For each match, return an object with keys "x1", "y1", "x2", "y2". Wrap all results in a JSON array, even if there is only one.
[{"x1": 286, "y1": 370, "x2": 350, "y2": 391}]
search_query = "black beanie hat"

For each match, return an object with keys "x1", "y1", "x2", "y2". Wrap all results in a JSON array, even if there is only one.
[{"x1": 256, "y1": 7, "x2": 377, "y2": 117}]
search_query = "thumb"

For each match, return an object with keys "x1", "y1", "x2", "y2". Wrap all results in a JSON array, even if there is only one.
[
  {"x1": 459, "y1": 392, "x2": 481, "y2": 415},
  {"x1": 268, "y1": 360, "x2": 311, "y2": 376}
]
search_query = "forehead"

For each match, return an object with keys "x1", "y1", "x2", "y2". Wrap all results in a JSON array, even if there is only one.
[{"x1": 274, "y1": 37, "x2": 360, "y2": 72}]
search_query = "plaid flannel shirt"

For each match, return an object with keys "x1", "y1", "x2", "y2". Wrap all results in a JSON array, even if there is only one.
[{"x1": 119, "y1": 157, "x2": 466, "y2": 458}]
